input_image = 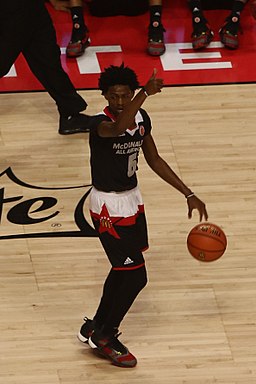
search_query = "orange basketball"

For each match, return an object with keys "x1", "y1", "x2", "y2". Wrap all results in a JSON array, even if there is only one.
[{"x1": 187, "y1": 222, "x2": 227, "y2": 262}]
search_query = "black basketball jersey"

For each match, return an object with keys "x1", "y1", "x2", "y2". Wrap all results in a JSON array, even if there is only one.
[{"x1": 89, "y1": 107, "x2": 152, "y2": 192}]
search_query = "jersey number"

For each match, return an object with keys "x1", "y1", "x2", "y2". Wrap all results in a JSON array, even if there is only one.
[{"x1": 127, "y1": 152, "x2": 138, "y2": 177}]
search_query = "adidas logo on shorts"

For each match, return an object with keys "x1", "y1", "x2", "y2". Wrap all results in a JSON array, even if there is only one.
[{"x1": 124, "y1": 257, "x2": 134, "y2": 265}]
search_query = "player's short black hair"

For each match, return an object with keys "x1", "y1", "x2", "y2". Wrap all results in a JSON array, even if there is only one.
[{"x1": 99, "y1": 63, "x2": 140, "y2": 94}]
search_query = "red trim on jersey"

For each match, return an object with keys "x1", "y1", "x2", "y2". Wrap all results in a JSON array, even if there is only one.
[
  {"x1": 112, "y1": 262, "x2": 145, "y2": 271},
  {"x1": 103, "y1": 106, "x2": 116, "y2": 121}
]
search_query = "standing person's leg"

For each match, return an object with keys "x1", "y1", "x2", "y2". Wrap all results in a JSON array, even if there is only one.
[
  {"x1": 88, "y1": 266, "x2": 147, "y2": 368},
  {"x1": 188, "y1": 0, "x2": 214, "y2": 49},
  {"x1": 147, "y1": 0, "x2": 166, "y2": 56},
  {"x1": 77, "y1": 268, "x2": 124, "y2": 344},
  {"x1": 66, "y1": 0, "x2": 90, "y2": 57},
  {"x1": 219, "y1": 0, "x2": 248, "y2": 49},
  {"x1": 22, "y1": 1, "x2": 90, "y2": 134},
  {"x1": 78, "y1": 187, "x2": 148, "y2": 367},
  {"x1": 0, "y1": 7, "x2": 28, "y2": 77},
  {"x1": 92, "y1": 267, "x2": 147, "y2": 332}
]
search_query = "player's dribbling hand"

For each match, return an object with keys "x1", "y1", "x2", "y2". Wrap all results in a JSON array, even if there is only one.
[
  {"x1": 143, "y1": 68, "x2": 164, "y2": 96},
  {"x1": 187, "y1": 195, "x2": 208, "y2": 222}
]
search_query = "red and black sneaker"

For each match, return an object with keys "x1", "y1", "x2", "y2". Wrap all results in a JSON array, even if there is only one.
[
  {"x1": 77, "y1": 317, "x2": 95, "y2": 344},
  {"x1": 191, "y1": 13, "x2": 214, "y2": 50},
  {"x1": 147, "y1": 23, "x2": 166, "y2": 56},
  {"x1": 66, "y1": 29, "x2": 90, "y2": 58},
  {"x1": 219, "y1": 17, "x2": 240, "y2": 50},
  {"x1": 88, "y1": 329, "x2": 137, "y2": 368}
]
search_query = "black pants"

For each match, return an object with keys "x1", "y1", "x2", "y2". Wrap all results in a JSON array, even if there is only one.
[
  {"x1": 0, "y1": 0, "x2": 87, "y2": 116},
  {"x1": 88, "y1": 0, "x2": 148, "y2": 17},
  {"x1": 201, "y1": 0, "x2": 234, "y2": 10}
]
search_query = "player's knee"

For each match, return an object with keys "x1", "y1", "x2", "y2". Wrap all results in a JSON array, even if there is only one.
[
  {"x1": 135, "y1": 265, "x2": 148, "y2": 290},
  {"x1": 123, "y1": 264, "x2": 147, "y2": 292}
]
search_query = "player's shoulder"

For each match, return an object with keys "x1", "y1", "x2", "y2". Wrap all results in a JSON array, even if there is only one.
[
  {"x1": 138, "y1": 108, "x2": 151, "y2": 125},
  {"x1": 138, "y1": 107, "x2": 149, "y2": 117}
]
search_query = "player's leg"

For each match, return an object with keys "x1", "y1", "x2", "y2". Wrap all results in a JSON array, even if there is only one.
[
  {"x1": 88, "y1": 266, "x2": 147, "y2": 368},
  {"x1": 219, "y1": 0, "x2": 248, "y2": 49},
  {"x1": 77, "y1": 267, "x2": 123, "y2": 344},
  {"x1": 86, "y1": 224, "x2": 147, "y2": 367},
  {"x1": 22, "y1": 1, "x2": 90, "y2": 134},
  {"x1": 147, "y1": 0, "x2": 166, "y2": 56},
  {"x1": 188, "y1": 0, "x2": 214, "y2": 49},
  {"x1": 0, "y1": 7, "x2": 29, "y2": 77},
  {"x1": 96, "y1": 267, "x2": 148, "y2": 331},
  {"x1": 79, "y1": 187, "x2": 148, "y2": 367},
  {"x1": 85, "y1": 220, "x2": 147, "y2": 367},
  {"x1": 66, "y1": 0, "x2": 90, "y2": 57}
]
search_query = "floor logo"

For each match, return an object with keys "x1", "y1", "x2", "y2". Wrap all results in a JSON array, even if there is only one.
[{"x1": 0, "y1": 167, "x2": 97, "y2": 240}]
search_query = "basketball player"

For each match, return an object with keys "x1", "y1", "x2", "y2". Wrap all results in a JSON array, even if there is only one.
[
  {"x1": 188, "y1": 0, "x2": 249, "y2": 49},
  {"x1": 0, "y1": 0, "x2": 91, "y2": 135},
  {"x1": 77, "y1": 63, "x2": 208, "y2": 367}
]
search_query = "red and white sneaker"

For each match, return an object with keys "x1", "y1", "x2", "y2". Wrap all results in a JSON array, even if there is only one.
[
  {"x1": 89, "y1": 329, "x2": 137, "y2": 368},
  {"x1": 147, "y1": 23, "x2": 166, "y2": 56},
  {"x1": 219, "y1": 17, "x2": 240, "y2": 50},
  {"x1": 66, "y1": 29, "x2": 90, "y2": 57},
  {"x1": 192, "y1": 28, "x2": 214, "y2": 49},
  {"x1": 191, "y1": 14, "x2": 214, "y2": 50}
]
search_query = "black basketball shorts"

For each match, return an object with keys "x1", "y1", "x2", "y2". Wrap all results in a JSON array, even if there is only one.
[{"x1": 89, "y1": 186, "x2": 149, "y2": 270}]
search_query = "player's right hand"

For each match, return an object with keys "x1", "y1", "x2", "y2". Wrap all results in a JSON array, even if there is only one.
[
  {"x1": 143, "y1": 68, "x2": 164, "y2": 96},
  {"x1": 187, "y1": 195, "x2": 208, "y2": 222}
]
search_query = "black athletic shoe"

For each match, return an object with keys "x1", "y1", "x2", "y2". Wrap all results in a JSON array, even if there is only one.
[
  {"x1": 191, "y1": 13, "x2": 214, "y2": 50},
  {"x1": 59, "y1": 113, "x2": 91, "y2": 135},
  {"x1": 66, "y1": 28, "x2": 90, "y2": 58},
  {"x1": 147, "y1": 23, "x2": 166, "y2": 56},
  {"x1": 88, "y1": 329, "x2": 137, "y2": 368},
  {"x1": 219, "y1": 16, "x2": 240, "y2": 49},
  {"x1": 77, "y1": 317, "x2": 95, "y2": 343}
]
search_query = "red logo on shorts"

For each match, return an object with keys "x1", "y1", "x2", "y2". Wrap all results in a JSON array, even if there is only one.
[{"x1": 98, "y1": 204, "x2": 120, "y2": 239}]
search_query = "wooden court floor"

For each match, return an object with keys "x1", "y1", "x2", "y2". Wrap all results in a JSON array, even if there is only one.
[{"x1": 1, "y1": 84, "x2": 256, "y2": 383}]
